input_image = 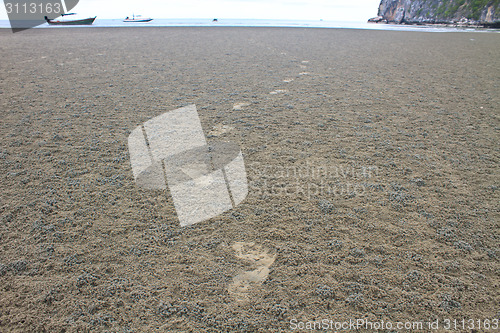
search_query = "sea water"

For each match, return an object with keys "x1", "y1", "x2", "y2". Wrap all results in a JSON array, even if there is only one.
[{"x1": 0, "y1": 18, "x2": 497, "y2": 33}]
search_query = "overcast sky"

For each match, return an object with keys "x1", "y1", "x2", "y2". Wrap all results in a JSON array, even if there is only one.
[{"x1": 1, "y1": 0, "x2": 381, "y2": 21}]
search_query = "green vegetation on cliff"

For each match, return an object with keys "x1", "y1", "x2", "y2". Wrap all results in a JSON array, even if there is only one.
[
  {"x1": 438, "y1": 0, "x2": 499, "y2": 20},
  {"x1": 469, "y1": 0, "x2": 499, "y2": 19},
  {"x1": 434, "y1": 0, "x2": 499, "y2": 20}
]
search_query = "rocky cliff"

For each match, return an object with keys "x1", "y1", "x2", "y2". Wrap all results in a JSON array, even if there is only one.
[{"x1": 373, "y1": 0, "x2": 500, "y2": 26}]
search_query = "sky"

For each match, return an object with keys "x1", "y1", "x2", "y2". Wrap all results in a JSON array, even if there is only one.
[{"x1": 1, "y1": 0, "x2": 381, "y2": 22}]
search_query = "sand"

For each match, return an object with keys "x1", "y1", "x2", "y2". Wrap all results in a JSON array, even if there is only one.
[{"x1": 0, "y1": 27, "x2": 499, "y2": 332}]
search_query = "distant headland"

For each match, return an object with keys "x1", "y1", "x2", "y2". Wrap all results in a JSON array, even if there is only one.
[{"x1": 369, "y1": 0, "x2": 500, "y2": 28}]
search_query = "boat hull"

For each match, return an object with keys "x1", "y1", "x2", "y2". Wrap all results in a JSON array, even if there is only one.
[
  {"x1": 47, "y1": 17, "x2": 96, "y2": 25},
  {"x1": 123, "y1": 19, "x2": 153, "y2": 23}
]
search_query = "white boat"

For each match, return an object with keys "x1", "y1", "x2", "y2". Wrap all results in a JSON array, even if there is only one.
[{"x1": 123, "y1": 15, "x2": 153, "y2": 23}]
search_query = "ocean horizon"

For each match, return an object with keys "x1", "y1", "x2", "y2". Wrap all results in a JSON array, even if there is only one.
[{"x1": 1, "y1": 18, "x2": 498, "y2": 33}]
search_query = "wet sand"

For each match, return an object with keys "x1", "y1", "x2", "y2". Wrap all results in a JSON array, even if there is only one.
[{"x1": 0, "y1": 27, "x2": 499, "y2": 331}]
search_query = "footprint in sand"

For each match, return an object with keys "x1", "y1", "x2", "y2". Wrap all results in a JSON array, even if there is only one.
[
  {"x1": 228, "y1": 242, "x2": 276, "y2": 300},
  {"x1": 233, "y1": 102, "x2": 251, "y2": 110},
  {"x1": 208, "y1": 123, "x2": 233, "y2": 136},
  {"x1": 300, "y1": 60, "x2": 310, "y2": 69},
  {"x1": 269, "y1": 89, "x2": 288, "y2": 95}
]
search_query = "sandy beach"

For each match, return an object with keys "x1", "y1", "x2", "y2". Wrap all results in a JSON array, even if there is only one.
[{"x1": 0, "y1": 27, "x2": 499, "y2": 331}]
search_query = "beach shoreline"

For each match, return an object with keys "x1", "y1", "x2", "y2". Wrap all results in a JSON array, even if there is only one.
[{"x1": 1, "y1": 18, "x2": 500, "y2": 32}]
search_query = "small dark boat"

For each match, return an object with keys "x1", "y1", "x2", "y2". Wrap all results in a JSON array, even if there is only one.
[{"x1": 44, "y1": 13, "x2": 96, "y2": 25}]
